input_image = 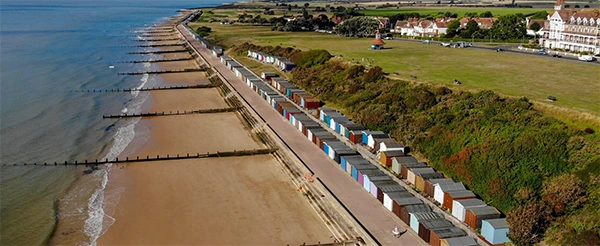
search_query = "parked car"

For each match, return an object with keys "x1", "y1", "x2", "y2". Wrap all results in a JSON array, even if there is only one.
[
  {"x1": 578, "y1": 55, "x2": 596, "y2": 62},
  {"x1": 496, "y1": 48, "x2": 504, "y2": 52},
  {"x1": 552, "y1": 54, "x2": 562, "y2": 58},
  {"x1": 538, "y1": 49, "x2": 547, "y2": 55},
  {"x1": 422, "y1": 40, "x2": 430, "y2": 44}
]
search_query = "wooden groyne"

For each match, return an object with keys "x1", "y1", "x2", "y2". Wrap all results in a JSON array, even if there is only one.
[
  {"x1": 102, "y1": 107, "x2": 241, "y2": 118},
  {"x1": 127, "y1": 49, "x2": 189, "y2": 54},
  {"x1": 4, "y1": 148, "x2": 278, "y2": 167},
  {"x1": 119, "y1": 43, "x2": 184, "y2": 48},
  {"x1": 134, "y1": 38, "x2": 180, "y2": 42},
  {"x1": 71, "y1": 84, "x2": 216, "y2": 93},
  {"x1": 118, "y1": 68, "x2": 204, "y2": 75},
  {"x1": 118, "y1": 57, "x2": 194, "y2": 63}
]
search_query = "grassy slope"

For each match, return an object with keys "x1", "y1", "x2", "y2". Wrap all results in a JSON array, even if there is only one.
[
  {"x1": 359, "y1": 7, "x2": 551, "y2": 17},
  {"x1": 191, "y1": 22, "x2": 600, "y2": 120}
]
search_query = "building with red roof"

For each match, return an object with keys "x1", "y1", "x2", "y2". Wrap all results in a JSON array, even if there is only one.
[
  {"x1": 539, "y1": 0, "x2": 600, "y2": 55},
  {"x1": 371, "y1": 31, "x2": 386, "y2": 50}
]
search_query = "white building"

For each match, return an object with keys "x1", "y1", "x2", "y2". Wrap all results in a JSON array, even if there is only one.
[
  {"x1": 392, "y1": 18, "x2": 454, "y2": 37},
  {"x1": 540, "y1": 0, "x2": 600, "y2": 55}
]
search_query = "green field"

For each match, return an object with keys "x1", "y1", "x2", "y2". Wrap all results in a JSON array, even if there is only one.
[
  {"x1": 358, "y1": 7, "x2": 551, "y2": 17},
  {"x1": 192, "y1": 23, "x2": 600, "y2": 118}
]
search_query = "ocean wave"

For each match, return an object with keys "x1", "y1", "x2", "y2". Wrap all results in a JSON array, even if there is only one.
[{"x1": 82, "y1": 58, "x2": 155, "y2": 245}]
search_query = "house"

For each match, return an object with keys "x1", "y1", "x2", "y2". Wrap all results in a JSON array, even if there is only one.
[
  {"x1": 481, "y1": 218, "x2": 510, "y2": 244},
  {"x1": 379, "y1": 150, "x2": 407, "y2": 167},
  {"x1": 540, "y1": 0, "x2": 600, "y2": 54},
  {"x1": 391, "y1": 18, "x2": 455, "y2": 37},
  {"x1": 433, "y1": 182, "x2": 466, "y2": 205},
  {"x1": 465, "y1": 206, "x2": 501, "y2": 229},
  {"x1": 459, "y1": 17, "x2": 496, "y2": 29},
  {"x1": 275, "y1": 57, "x2": 296, "y2": 71},
  {"x1": 443, "y1": 190, "x2": 476, "y2": 211},
  {"x1": 352, "y1": 163, "x2": 378, "y2": 186},
  {"x1": 376, "y1": 17, "x2": 390, "y2": 29},
  {"x1": 452, "y1": 198, "x2": 487, "y2": 221},
  {"x1": 440, "y1": 236, "x2": 478, "y2": 246}
]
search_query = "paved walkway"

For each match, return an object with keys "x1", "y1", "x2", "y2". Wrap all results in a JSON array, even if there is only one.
[{"x1": 177, "y1": 24, "x2": 427, "y2": 246}]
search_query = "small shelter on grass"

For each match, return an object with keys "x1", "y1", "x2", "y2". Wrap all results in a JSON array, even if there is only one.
[{"x1": 371, "y1": 31, "x2": 386, "y2": 50}]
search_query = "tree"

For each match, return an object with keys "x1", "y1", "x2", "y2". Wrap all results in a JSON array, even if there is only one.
[
  {"x1": 542, "y1": 174, "x2": 587, "y2": 216},
  {"x1": 530, "y1": 22, "x2": 541, "y2": 32},
  {"x1": 304, "y1": 2, "x2": 310, "y2": 8},
  {"x1": 460, "y1": 19, "x2": 480, "y2": 38},
  {"x1": 335, "y1": 16, "x2": 379, "y2": 37},
  {"x1": 445, "y1": 20, "x2": 460, "y2": 38},
  {"x1": 507, "y1": 203, "x2": 547, "y2": 245},
  {"x1": 529, "y1": 11, "x2": 549, "y2": 20},
  {"x1": 490, "y1": 14, "x2": 527, "y2": 40},
  {"x1": 480, "y1": 11, "x2": 493, "y2": 17}
]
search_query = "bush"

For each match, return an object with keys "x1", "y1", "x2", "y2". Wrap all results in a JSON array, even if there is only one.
[{"x1": 289, "y1": 49, "x2": 332, "y2": 68}]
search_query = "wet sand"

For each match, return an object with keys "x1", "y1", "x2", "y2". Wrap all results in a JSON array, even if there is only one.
[{"x1": 97, "y1": 24, "x2": 333, "y2": 245}]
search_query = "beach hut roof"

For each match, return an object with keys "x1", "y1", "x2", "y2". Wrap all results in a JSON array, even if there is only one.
[
  {"x1": 420, "y1": 172, "x2": 445, "y2": 180},
  {"x1": 410, "y1": 167, "x2": 435, "y2": 175},
  {"x1": 420, "y1": 218, "x2": 454, "y2": 230},
  {"x1": 378, "y1": 183, "x2": 406, "y2": 193},
  {"x1": 405, "y1": 204, "x2": 432, "y2": 214},
  {"x1": 392, "y1": 196, "x2": 423, "y2": 206},
  {"x1": 428, "y1": 178, "x2": 454, "y2": 185},
  {"x1": 442, "y1": 236, "x2": 478, "y2": 246},
  {"x1": 381, "y1": 150, "x2": 406, "y2": 157},
  {"x1": 431, "y1": 227, "x2": 467, "y2": 239},
  {"x1": 394, "y1": 156, "x2": 420, "y2": 165},
  {"x1": 455, "y1": 198, "x2": 487, "y2": 208},
  {"x1": 435, "y1": 182, "x2": 466, "y2": 192},
  {"x1": 353, "y1": 163, "x2": 378, "y2": 171},
  {"x1": 484, "y1": 218, "x2": 508, "y2": 229},
  {"x1": 412, "y1": 212, "x2": 444, "y2": 221},
  {"x1": 468, "y1": 206, "x2": 500, "y2": 216},
  {"x1": 445, "y1": 190, "x2": 476, "y2": 199}
]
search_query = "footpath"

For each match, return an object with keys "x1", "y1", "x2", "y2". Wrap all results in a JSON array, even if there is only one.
[{"x1": 176, "y1": 24, "x2": 427, "y2": 246}]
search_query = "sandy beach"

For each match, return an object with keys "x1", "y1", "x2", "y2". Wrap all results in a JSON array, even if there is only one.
[{"x1": 97, "y1": 25, "x2": 333, "y2": 245}]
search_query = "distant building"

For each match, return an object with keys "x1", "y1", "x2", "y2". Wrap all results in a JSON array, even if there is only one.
[
  {"x1": 391, "y1": 18, "x2": 456, "y2": 37},
  {"x1": 459, "y1": 17, "x2": 496, "y2": 29},
  {"x1": 539, "y1": 0, "x2": 600, "y2": 55}
]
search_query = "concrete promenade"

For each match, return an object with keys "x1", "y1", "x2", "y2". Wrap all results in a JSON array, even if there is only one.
[{"x1": 177, "y1": 25, "x2": 427, "y2": 246}]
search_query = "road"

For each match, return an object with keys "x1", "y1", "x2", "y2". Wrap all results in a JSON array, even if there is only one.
[
  {"x1": 390, "y1": 37, "x2": 600, "y2": 65},
  {"x1": 177, "y1": 24, "x2": 428, "y2": 246}
]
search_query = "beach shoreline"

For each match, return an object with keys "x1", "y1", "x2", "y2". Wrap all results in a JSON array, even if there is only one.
[{"x1": 94, "y1": 14, "x2": 334, "y2": 245}]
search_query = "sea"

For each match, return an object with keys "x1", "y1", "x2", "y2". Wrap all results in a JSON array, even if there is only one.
[{"x1": 0, "y1": 0, "x2": 225, "y2": 244}]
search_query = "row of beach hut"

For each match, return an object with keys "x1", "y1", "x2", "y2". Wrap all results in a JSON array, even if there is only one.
[
  {"x1": 247, "y1": 50, "x2": 297, "y2": 71},
  {"x1": 199, "y1": 37, "x2": 509, "y2": 245},
  {"x1": 316, "y1": 107, "x2": 510, "y2": 245}
]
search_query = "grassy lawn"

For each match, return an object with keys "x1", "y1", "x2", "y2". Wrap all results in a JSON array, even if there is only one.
[
  {"x1": 190, "y1": 22, "x2": 599, "y2": 119},
  {"x1": 358, "y1": 7, "x2": 551, "y2": 17}
]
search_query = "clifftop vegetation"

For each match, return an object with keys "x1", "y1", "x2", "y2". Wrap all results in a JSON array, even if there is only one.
[{"x1": 229, "y1": 42, "x2": 600, "y2": 245}]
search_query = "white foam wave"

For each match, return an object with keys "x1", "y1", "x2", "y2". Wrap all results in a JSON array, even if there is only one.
[
  {"x1": 130, "y1": 73, "x2": 149, "y2": 97},
  {"x1": 82, "y1": 69, "x2": 153, "y2": 244},
  {"x1": 121, "y1": 108, "x2": 128, "y2": 114}
]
